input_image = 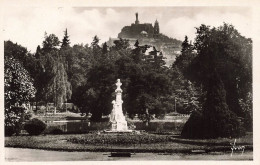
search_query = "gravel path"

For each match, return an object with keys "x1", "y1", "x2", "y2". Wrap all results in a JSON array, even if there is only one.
[{"x1": 5, "y1": 147, "x2": 253, "y2": 161}]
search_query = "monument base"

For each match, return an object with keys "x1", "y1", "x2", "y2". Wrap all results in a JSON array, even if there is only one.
[
  {"x1": 104, "y1": 129, "x2": 133, "y2": 133},
  {"x1": 111, "y1": 120, "x2": 128, "y2": 132}
]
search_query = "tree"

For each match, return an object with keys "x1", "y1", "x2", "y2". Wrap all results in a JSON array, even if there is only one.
[
  {"x1": 4, "y1": 57, "x2": 36, "y2": 135},
  {"x1": 4, "y1": 40, "x2": 38, "y2": 79},
  {"x1": 91, "y1": 35, "x2": 103, "y2": 62},
  {"x1": 186, "y1": 23, "x2": 252, "y2": 121},
  {"x1": 4, "y1": 40, "x2": 45, "y2": 114},
  {"x1": 181, "y1": 36, "x2": 192, "y2": 53},
  {"x1": 134, "y1": 40, "x2": 139, "y2": 47},
  {"x1": 112, "y1": 38, "x2": 130, "y2": 51},
  {"x1": 44, "y1": 53, "x2": 72, "y2": 109},
  {"x1": 148, "y1": 46, "x2": 166, "y2": 69},
  {"x1": 68, "y1": 44, "x2": 95, "y2": 106},
  {"x1": 35, "y1": 45, "x2": 42, "y2": 59},
  {"x1": 33, "y1": 58, "x2": 47, "y2": 111},
  {"x1": 73, "y1": 40, "x2": 174, "y2": 122},
  {"x1": 182, "y1": 71, "x2": 245, "y2": 138},
  {"x1": 173, "y1": 36, "x2": 195, "y2": 73},
  {"x1": 175, "y1": 80, "x2": 201, "y2": 114},
  {"x1": 42, "y1": 33, "x2": 60, "y2": 53},
  {"x1": 239, "y1": 92, "x2": 253, "y2": 131},
  {"x1": 125, "y1": 64, "x2": 173, "y2": 121},
  {"x1": 91, "y1": 35, "x2": 100, "y2": 48},
  {"x1": 80, "y1": 61, "x2": 117, "y2": 121},
  {"x1": 202, "y1": 71, "x2": 245, "y2": 138},
  {"x1": 170, "y1": 36, "x2": 203, "y2": 114},
  {"x1": 102, "y1": 42, "x2": 108, "y2": 54},
  {"x1": 61, "y1": 28, "x2": 70, "y2": 48},
  {"x1": 181, "y1": 23, "x2": 252, "y2": 138},
  {"x1": 4, "y1": 40, "x2": 28, "y2": 64},
  {"x1": 33, "y1": 32, "x2": 72, "y2": 110},
  {"x1": 68, "y1": 44, "x2": 93, "y2": 89}
]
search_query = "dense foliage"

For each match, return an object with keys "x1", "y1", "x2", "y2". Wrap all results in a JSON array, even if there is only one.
[
  {"x1": 4, "y1": 51, "x2": 36, "y2": 135},
  {"x1": 4, "y1": 22, "x2": 252, "y2": 138},
  {"x1": 187, "y1": 24, "x2": 252, "y2": 118},
  {"x1": 24, "y1": 118, "x2": 47, "y2": 135},
  {"x1": 181, "y1": 23, "x2": 252, "y2": 138},
  {"x1": 70, "y1": 37, "x2": 175, "y2": 121},
  {"x1": 172, "y1": 36, "x2": 202, "y2": 114},
  {"x1": 181, "y1": 72, "x2": 245, "y2": 138}
]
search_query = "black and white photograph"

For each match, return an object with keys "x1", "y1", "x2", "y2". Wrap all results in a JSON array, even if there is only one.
[{"x1": 1, "y1": 0, "x2": 259, "y2": 162}]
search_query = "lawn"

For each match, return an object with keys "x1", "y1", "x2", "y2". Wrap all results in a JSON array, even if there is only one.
[{"x1": 5, "y1": 132, "x2": 253, "y2": 153}]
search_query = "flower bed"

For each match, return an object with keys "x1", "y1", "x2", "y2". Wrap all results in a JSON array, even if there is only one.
[
  {"x1": 67, "y1": 133, "x2": 172, "y2": 145},
  {"x1": 5, "y1": 133, "x2": 253, "y2": 153}
]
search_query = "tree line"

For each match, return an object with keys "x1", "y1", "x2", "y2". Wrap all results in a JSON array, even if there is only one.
[{"x1": 4, "y1": 23, "x2": 252, "y2": 138}]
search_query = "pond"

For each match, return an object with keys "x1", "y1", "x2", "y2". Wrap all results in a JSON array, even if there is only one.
[{"x1": 44, "y1": 119, "x2": 187, "y2": 134}]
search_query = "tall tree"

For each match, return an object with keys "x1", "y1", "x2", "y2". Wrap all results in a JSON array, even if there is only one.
[
  {"x1": 4, "y1": 57, "x2": 36, "y2": 109},
  {"x1": 61, "y1": 28, "x2": 70, "y2": 48},
  {"x1": 91, "y1": 35, "x2": 102, "y2": 61},
  {"x1": 35, "y1": 33, "x2": 72, "y2": 110},
  {"x1": 102, "y1": 42, "x2": 108, "y2": 54},
  {"x1": 4, "y1": 57, "x2": 36, "y2": 135},
  {"x1": 202, "y1": 71, "x2": 245, "y2": 138},
  {"x1": 182, "y1": 71, "x2": 245, "y2": 138},
  {"x1": 42, "y1": 33, "x2": 60, "y2": 53},
  {"x1": 35, "y1": 45, "x2": 42, "y2": 59},
  {"x1": 186, "y1": 23, "x2": 252, "y2": 119},
  {"x1": 181, "y1": 35, "x2": 192, "y2": 53},
  {"x1": 43, "y1": 52, "x2": 72, "y2": 109},
  {"x1": 182, "y1": 23, "x2": 252, "y2": 138},
  {"x1": 81, "y1": 61, "x2": 117, "y2": 121},
  {"x1": 148, "y1": 46, "x2": 166, "y2": 69},
  {"x1": 174, "y1": 36, "x2": 195, "y2": 73}
]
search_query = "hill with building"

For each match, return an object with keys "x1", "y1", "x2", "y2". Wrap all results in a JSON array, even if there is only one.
[{"x1": 107, "y1": 13, "x2": 182, "y2": 66}]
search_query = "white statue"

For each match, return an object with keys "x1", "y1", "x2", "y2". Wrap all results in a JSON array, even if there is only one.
[{"x1": 110, "y1": 79, "x2": 128, "y2": 131}]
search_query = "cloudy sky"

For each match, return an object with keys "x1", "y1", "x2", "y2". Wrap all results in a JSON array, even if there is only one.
[{"x1": 3, "y1": 6, "x2": 252, "y2": 52}]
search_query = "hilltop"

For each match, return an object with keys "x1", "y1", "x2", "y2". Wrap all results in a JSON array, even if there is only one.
[{"x1": 107, "y1": 13, "x2": 182, "y2": 66}]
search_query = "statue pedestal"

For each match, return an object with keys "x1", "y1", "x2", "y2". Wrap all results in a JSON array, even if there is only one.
[{"x1": 111, "y1": 120, "x2": 128, "y2": 131}]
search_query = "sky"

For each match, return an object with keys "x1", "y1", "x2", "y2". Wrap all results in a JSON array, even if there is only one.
[{"x1": 3, "y1": 6, "x2": 252, "y2": 53}]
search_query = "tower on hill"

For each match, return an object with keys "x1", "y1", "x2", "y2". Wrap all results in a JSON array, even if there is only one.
[
  {"x1": 154, "y1": 19, "x2": 160, "y2": 38},
  {"x1": 135, "y1": 12, "x2": 140, "y2": 25},
  {"x1": 118, "y1": 13, "x2": 160, "y2": 39}
]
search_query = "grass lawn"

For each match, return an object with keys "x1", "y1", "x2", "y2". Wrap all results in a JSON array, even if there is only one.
[{"x1": 5, "y1": 132, "x2": 253, "y2": 153}]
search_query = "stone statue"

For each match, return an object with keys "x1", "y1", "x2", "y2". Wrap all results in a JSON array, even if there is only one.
[{"x1": 110, "y1": 79, "x2": 128, "y2": 131}]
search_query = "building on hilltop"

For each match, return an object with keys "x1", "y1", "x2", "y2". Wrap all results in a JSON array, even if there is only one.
[
  {"x1": 108, "y1": 13, "x2": 182, "y2": 66},
  {"x1": 118, "y1": 12, "x2": 159, "y2": 39}
]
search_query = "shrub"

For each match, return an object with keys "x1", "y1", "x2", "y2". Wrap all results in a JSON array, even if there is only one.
[
  {"x1": 181, "y1": 110, "x2": 203, "y2": 138},
  {"x1": 5, "y1": 106, "x2": 26, "y2": 135},
  {"x1": 5, "y1": 126, "x2": 15, "y2": 137},
  {"x1": 50, "y1": 128, "x2": 63, "y2": 135},
  {"x1": 24, "y1": 118, "x2": 46, "y2": 135}
]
